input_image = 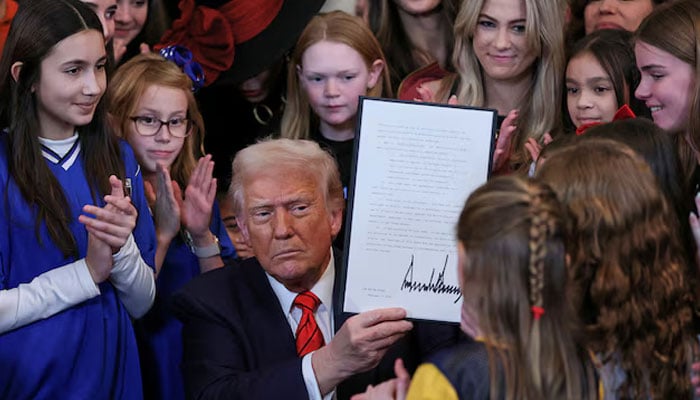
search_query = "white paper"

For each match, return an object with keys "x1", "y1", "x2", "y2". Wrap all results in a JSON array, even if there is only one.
[{"x1": 343, "y1": 98, "x2": 495, "y2": 323}]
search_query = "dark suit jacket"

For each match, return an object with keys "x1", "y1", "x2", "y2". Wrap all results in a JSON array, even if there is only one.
[{"x1": 172, "y1": 254, "x2": 461, "y2": 400}]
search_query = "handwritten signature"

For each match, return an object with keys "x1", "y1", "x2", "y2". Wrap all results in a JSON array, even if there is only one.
[{"x1": 400, "y1": 254, "x2": 462, "y2": 303}]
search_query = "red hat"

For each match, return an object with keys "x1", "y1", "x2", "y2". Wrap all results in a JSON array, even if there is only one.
[{"x1": 156, "y1": 0, "x2": 324, "y2": 86}]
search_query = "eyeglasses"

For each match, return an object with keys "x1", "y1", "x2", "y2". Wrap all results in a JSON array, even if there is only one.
[{"x1": 129, "y1": 116, "x2": 191, "y2": 138}]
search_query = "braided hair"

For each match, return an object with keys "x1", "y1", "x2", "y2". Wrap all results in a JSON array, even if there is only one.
[{"x1": 457, "y1": 175, "x2": 595, "y2": 400}]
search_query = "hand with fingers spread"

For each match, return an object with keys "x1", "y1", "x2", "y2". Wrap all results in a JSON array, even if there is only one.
[
  {"x1": 492, "y1": 109, "x2": 518, "y2": 173},
  {"x1": 181, "y1": 155, "x2": 217, "y2": 244},
  {"x1": 350, "y1": 358, "x2": 410, "y2": 400},
  {"x1": 312, "y1": 308, "x2": 413, "y2": 395}
]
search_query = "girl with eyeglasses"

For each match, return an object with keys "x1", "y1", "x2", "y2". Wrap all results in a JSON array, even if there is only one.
[{"x1": 106, "y1": 51, "x2": 235, "y2": 400}]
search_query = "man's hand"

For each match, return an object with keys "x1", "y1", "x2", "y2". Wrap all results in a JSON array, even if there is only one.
[{"x1": 312, "y1": 308, "x2": 413, "y2": 395}]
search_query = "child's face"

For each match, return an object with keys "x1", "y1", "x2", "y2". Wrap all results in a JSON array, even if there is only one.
[
  {"x1": 81, "y1": 0, "x2": 118, "y2": 43},
  {"x1": 126, "y1": 84, "x2": 187, "y2": 174},
  {"x1": 566, "y1": 52, "x2": 618, "y2": 128},
  {"x1": 33, "y1": 29, "x2": 107, "y2": 140},
  {"x1": 238, "y1": 68, "x2": 273, "y2": 104},
  {"x1": 472, "y1": 0, "x2": 537, "y2": 84},
  {"x1": 298, "y1": 40, "x2": 382, "y2": 134},
  {"x1": 584, "y1": 0, "x2": 654, "y2": 34},
  {"x1": 115, "y1": 0, "x2": 147, "y2": 46},
  {"x1": 635, "y1": 41, "x2": 696, "y2": 133},
  {"x1": 219, "y1": 195, "x2": 254, "y2": 260}
]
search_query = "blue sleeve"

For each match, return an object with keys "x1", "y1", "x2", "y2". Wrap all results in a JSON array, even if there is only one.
[
  {"x1": 120, "y1": 140, "x2": 156, "y2": 270},
  {"x1": 0, "y1": 149, "x2": 8, "y2": 290},
  {"x1": 210, "y1": 200, "x2": 236, "y2": 261}
]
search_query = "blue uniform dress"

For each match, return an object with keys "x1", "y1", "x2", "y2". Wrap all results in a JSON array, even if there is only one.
[
  {"x1": 0, "y1": 134, "x2": 156, "y2": 399},
  {"x1": 136, "y1": 202, "x2": 235, "y2": 400}
]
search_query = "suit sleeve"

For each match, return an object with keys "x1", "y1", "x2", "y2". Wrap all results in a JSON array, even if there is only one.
[{"x1": 172, "y1": 289, "x2": 310, "y2": 400}]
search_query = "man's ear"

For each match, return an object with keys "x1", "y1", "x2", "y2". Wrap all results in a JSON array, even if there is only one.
[
  {"x1": 366, "y1": 59, "x2": 384, "y2": 90},
  {"x1": 329, "y1": 205, "x2": 344, "y2": 239},
  {"x1": 10, "y1": 62, "x2": 23, "y2": 83}
]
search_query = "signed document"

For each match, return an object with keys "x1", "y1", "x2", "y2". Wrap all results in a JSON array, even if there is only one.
[{"x1": 340, "y1": 97, "x2": 496, "y2": 323}]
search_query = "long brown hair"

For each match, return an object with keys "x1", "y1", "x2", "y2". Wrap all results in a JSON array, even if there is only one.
[
  {"x1": 280, "y1": 11, "x2": 393, "y2": 140},
  {"x1": 458, "y1": 175, "x2": 595, "y2": 400},
  {"x1": 0, "y1": 0, "x2": 124, "y2": 258},
  {"x1": 636, "y1": 0, "x2": 700, "y2": 190},
  {"x1": 537, "y1": 137, "x2": 696, "y2": 398},
  {"x1": 107, "y1": 52, "x2": 203, "y2": 189},
  {"x1": 373, "y1": 0, "x2": 458, "y2": 92}
]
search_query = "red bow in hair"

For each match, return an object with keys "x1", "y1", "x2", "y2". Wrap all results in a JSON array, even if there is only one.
[
  {"x1": 575, "y1": 104, "x2": 636, "y2": 136},
  {"x1": 155, "y1": 0, "x2": 282, "y2": 86}
]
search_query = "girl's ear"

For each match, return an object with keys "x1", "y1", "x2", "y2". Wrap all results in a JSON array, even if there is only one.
[
  {"x1": 296, "y1": 64, "x2": 305, "y2": 88},
  {"x1": 10, "y1": 62, "x2": 23, "y2": 83},
  {"x1": 367, "y1": 59, "x2": 384, "y2": 90}
]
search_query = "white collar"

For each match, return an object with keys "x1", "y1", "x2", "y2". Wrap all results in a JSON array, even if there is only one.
[{"x1": 266, "y1": 248, "x2": 335, "y2": 313}]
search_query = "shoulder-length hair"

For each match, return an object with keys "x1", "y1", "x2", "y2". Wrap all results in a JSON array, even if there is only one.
[
  {"x1": 563, "y1": 29, "x2": 650, "y2": 131},
  {"x1": 107, "y1": 52, "x2": 203, "y2": 189},
  {"x1": 280, "y1": 11, "x2": 392, "y2": 140},
  {"x1": 537, "y1": 137, "x2": 696, "y2": 398},
  {"x1": 442, "y1": 0, "x2": 566, "y2": 168},
  {"x1": 458, "y1": 175, "x2": 595, "y2": 400},
  {"x1": 0, "y1": 0, "x2": 123, "y2": 258},
  {"x1": 373, "y1": 0, "x2": 458, "y2": 92}
]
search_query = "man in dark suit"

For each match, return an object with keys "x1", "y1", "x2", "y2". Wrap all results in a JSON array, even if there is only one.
[{"x1": 173, "y1": 139, "x2": 458, "y2": 399}]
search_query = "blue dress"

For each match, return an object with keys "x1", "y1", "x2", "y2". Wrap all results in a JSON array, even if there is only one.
[
  {"x1": 135, "y1": 201, "x2": 235, "y2": 400},
  {"x1": 0, "y1": 134, "x2": 156, "y2": 399}
]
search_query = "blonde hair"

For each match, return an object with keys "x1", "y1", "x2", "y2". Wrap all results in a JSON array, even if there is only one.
[
  {"x1": 230, "y1": 138, "x2": 344, "y2": 220},
  {"x1": 458, "y1": 175, "x2": 595, "y2": 399},
  {"x1": 107, "y1": 52, "x2": 204, "y2": 188},
  {"x1": 442, "y1": 0, "x2": 566, "y2": 168},
  {"x1": 280, "y1": 11, "x2": 393, "y2": 140}
]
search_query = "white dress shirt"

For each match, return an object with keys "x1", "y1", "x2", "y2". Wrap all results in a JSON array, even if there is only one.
[{"x1": 266, "y1": 249, "x2": 336, "y2": 400}]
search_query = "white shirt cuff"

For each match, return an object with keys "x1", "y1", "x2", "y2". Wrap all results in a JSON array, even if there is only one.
[
  {"x1": 109, "y1": 234, "x2": 155, "y2": 318},
  {"x1": 0, "y1": 259, "x2": 100, "y2": 334},
  {"x1": 304, "y1": 351, "x2": 335, "y2": 400}
]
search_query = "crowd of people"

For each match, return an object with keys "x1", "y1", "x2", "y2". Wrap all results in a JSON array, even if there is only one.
[{"x1": 1, "y1": 0, "x2": 700, "y2": 399}]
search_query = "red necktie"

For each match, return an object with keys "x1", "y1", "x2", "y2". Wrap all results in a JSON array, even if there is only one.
[{"x1": 293, "y1": 291, "x2": 325, "y2": 357}]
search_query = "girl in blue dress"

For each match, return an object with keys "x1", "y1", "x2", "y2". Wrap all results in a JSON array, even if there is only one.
[
  {"x1": 0, "y1": 0, "x2": 157, "y2": 398},
  {"x1": 107, "y1": 51, "x2": 235, "y2": 400}
]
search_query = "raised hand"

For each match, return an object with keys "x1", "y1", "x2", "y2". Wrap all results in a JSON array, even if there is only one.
[
  {"x1": 79, "y1": 175, "x2": 138, "y2": 252},
  {"x1": 492, "y1": 109, "x2": 518, "y2": 173},
  {"x1": 312, "y1": 308, "x2": 413, "y2": 395},
  {"x1": 181, "y1": 155, "x2": 217, "y2": 241},
  {"x1": 79, "y1": 175, "x2": 138, "y2": 282},
  {"x1": 150, "y1": 164, "x2": 182, "y2": 244},
  {"x1": 524, "y1": 132, "x2": 553, "y2": 164}
]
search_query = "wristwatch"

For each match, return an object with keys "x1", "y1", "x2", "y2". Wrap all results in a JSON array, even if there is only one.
[{"x1": 185, "y1": 231, "x2": 221, "y2": 258}]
